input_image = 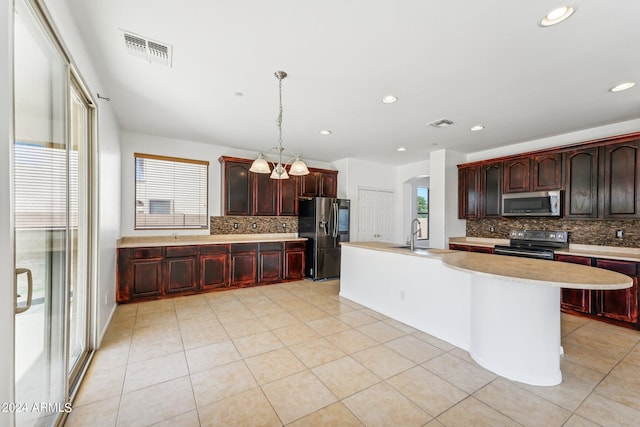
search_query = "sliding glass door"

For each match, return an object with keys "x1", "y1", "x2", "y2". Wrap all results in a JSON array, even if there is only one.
[{"x1": 14, "y1": 1, "x2": 92, "y2": 425}]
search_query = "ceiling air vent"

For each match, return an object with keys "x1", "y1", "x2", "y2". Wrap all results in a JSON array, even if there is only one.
[
  {"x1": 428, "y1": 118, "x2": 454, "y2": 128},
  {"x1": 122, "y1": 31, "x2": 172, "y2": 67}
]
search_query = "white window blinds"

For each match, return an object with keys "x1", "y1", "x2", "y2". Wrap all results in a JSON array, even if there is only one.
[{"x1": 135, "y1": 153, "x2": 209, "y2": 229}]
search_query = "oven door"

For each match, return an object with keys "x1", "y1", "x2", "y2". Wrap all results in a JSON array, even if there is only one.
[{"x1": 494, "y1": 245, "x2": 555, "y2": 260}]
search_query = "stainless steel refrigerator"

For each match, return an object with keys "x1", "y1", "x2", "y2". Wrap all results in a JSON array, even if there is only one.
[{"x1": 298, "y1": 197, "x2": 350, "y2": 280}]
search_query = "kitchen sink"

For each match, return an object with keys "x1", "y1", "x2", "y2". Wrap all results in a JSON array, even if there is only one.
[{"x1": 392, "y1": 245, "x2": 430, "y2": 250}]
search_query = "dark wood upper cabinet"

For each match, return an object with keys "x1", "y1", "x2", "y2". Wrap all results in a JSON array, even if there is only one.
[
  {"x1": 480, "y1": 162, "x2": 502, "y2": 217},
  {"x1": 223, "y1": 160, "x2": 252, "y2": 215},
  {"x1": 602, "y1": 140, "x2": 640, "y2": 219},
  {"x1": 531, "y1": 153, "x2": 562, "y2": 191},
  {"x1": 503, "y1": 157, "x2": 530, "y2": 193},
  {"x1": 220, "y1": 156, "x2": 337, "y2": 215},
  {"x1": 319, "y1": 171, "x2": 338, "y2": 198},
  {"x1": 458, "y1": 166, "x2": 479, "y2": 219},
  {"x1": 278, "y1": 176, "x2": 299, "y2": 216},
  {"x1": 564, "y1": 147, "x2": 599, "y2": 219},
  {"x1": 253, "y1": 172, "x2": 278, "y2": 215},
  {"x1": 299, "y1": 172, "x2": 320, "y2": 198}
]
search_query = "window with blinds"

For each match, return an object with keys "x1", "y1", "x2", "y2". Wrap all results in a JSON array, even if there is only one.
[{"x1": 135, "y1": 153, "x2": 209, "y2": 229}]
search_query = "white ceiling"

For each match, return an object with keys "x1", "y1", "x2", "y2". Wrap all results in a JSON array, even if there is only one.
[{"x1": 65, "y1": 0, "x2": 640, "y2": 166}]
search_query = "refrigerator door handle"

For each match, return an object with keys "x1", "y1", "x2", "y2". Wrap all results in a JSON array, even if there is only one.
[{"x1": 332, "y1": 202, "x2": 338, "y2": 238}]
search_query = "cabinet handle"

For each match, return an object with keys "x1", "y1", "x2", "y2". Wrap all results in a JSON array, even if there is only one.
[{"x1": 15, "y1": 268, "x2": 33, "y2": 314}]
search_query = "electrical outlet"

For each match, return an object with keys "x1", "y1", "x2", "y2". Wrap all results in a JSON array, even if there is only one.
[
  {"x1": 489, "y1": 226, "x2": 495, "y2": 233},
  {"x1": 282, "y1": 223, "x2": 287, "y2": 230},
  {"x1": 233, "y1": 222, "x2": 238, "y2": 229},
  {"x1": 252, "y1": 223, "x2": 257, "y2": 229},
  {"x1": 616, "y1": 229, "x2": 624, "y2": 239}
]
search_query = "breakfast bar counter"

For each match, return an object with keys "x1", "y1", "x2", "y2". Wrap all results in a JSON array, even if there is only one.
[{"x1": 340, "y1": 242, "x2": 632, "y2": 386}]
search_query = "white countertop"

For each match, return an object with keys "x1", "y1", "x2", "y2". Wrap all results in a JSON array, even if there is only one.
[{"x1": 343, "y1": 241, "x2": 633, "y2": 290}]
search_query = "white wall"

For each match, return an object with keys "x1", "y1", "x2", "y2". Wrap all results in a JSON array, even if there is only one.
[
  {"x1": 333, "y1": 157, "x2": 400, "y2": 242},
  {"x1": 0, "y1": 0, "x2": 15, "y2": 425},
  {"x1": 120, "y1": 131, "x2": 335, "y2": 236},
  {"x1": 429, "y1": 149, "x2": 466, "y2": 249}
]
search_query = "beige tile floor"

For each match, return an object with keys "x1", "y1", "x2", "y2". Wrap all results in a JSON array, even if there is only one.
[{"x1": 65, "y1": 279, "x2": 640, "y2": 426}]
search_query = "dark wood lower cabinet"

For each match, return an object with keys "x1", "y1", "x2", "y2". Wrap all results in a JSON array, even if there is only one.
[
  {"x1": 131, "y1": 258, "x2": 163, "y2": 299},
  {"x1": 200, "y1": 245, "x2": 229, "y2": 290},
  {"x1": 285, "y1": 241, "x2": 306, "y2": 280},
  {"x1": 258, "y1": 243, "x2": 283, "y2": 283},
  {"x1": 448, "y1": 243, "x2": 494, "y2": 254},
  {"x1": 557, "y1": 255, "x2": 639, "y2": 328},
  {"x1": 594, "y1": 259, "x2": 639, "y2": 324},
  {"x1": 117, "y1": 240, "x2": 306, "y2": 302},
  {"x1": 230, "y1": 243, "x2": 258, "y2": 287},
  {"x1": 556, "y1": 254, "x2": 592, "y2": 314},
  {"x1": 165, "y1": 246, "x2": 198, "y2": 294}
]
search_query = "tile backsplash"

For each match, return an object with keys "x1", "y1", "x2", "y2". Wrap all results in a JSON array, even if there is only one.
[
  {"x1": 210, "y1": 216, "x2": 298, "y2": 235},
  {"x1": 467, "y1": 218, "x2": 640, "y2": 247}
]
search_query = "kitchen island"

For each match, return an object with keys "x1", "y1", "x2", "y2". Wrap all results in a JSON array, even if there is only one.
[{"x1": 340, "y1": 242, "x2": 632, "y2": 386}]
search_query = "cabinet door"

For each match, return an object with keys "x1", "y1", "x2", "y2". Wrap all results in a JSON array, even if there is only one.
[
  {"x1": 258, "y1": 250, "x2": 283, "y2": 283},
  {"x1": 230, "y1": 244, "x2": 258, "y2": 286},
  {"x1": 556, "y1": 254, "x2": 592, "y2": 313},
  {"x1": 319, "y1": 172, "x2": 338, "y2": 198},
  {"x1": 200, "y1": 253, "x2": 229, "y2": 290},
  {"x1": 224, "y1": 161, "x2": 252, "y2": 215},
  {"x1": 131, "y1": 258, "x2": 164, "y2": 299},
  {"x1": 531, "y1": 153, "x2": 561, "y2": 191},
  {"x1": 480, "y1": 163, "x2": 502, "y2": 217},
  {"x1": 278, "y1": 176, "x2": 299, "y2": 216},
  {"x1": 594, "y1": 259, "x2": 638, "y2": 323},
  {"x1": 503, "y1": 157, "x2": 530, "y2": 193},
  {"x1": 603, "y1": 141, "x2": 640, "y2": 218},
  {"x1": 300, "y1": 172, "x2": 320, "y2": 197},
  {"x1": 166, "y1": 257, "x2": 198, "y2": 294},
  {"x1": 284, "y1": 250, "x2": 305, "y2": 280},
  {"x1": 458, "y1": 166, "x2": 479, "y2": 219},
  {"x1": 564, "y1": 148, "x2": 599, "y2": 219},
  {"x1": 253, "y1": 172, "x2": 278, "y2": 215}
]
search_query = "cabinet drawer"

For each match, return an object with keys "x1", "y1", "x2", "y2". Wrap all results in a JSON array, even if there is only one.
[
  {"x1": 230, "y1": 243, "x2": 258, "y2": 253},
  {"x1": 132, "y1": 247, "x2": 164, "y2": 259},
  {"x1": 166, "y1": 245, "x2": 198, "y2": 258},
  {"x1": 200, "y1": 244, "x2": 228, "y2": 255},
  {"x1": 259, "y1": 242, "x2": 282, "y2": 251},
  {"x1": 285, "y1": 241, "x2": 305, "y2": 251}
]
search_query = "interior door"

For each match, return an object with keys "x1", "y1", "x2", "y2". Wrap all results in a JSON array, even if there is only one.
[{"x1": 357, "y1": 188, "x2": 393, "y2": 242}]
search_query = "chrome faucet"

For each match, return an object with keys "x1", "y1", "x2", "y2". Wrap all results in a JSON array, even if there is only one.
[{"x1": 410, "y1": 218, "x2": 422, "y2": 251}]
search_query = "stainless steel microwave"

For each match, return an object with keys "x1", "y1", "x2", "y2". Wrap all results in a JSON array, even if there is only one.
[{"x1": 502, "y1": 190, "x2": 561, "y2": 217}]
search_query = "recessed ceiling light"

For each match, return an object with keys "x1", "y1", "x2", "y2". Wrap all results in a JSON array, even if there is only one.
[
  {"x1": 610, "y1": 82, "x2": 636, "y2": 92},
  {"x1": 540, "y1": 6, "x2": 575, "y2": 27},
  {"x1": 382, "y1": 95, "x2": 398, "y2": 104},
  {"x1": 470, "y1": 125, "x2": 485, "y2": 132},
  {"x1": 319, "y1": 130, "x2": 332, "y2": 135},
  {"x1": 397, "y1": 147, "x2": 407, "y2": 152}
]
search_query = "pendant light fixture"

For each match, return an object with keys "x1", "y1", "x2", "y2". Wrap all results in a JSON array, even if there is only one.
[{"x1": 249, "y1": 71, "x2": 310, "y2": 179}]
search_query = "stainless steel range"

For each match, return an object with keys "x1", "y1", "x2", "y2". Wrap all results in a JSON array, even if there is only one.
[{"x1": 494, "y1": 230, "x2": 568, "y2": 260}]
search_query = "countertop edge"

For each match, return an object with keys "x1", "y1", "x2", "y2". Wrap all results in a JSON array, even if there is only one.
[{"x1": 117, "y1": 234, "x2": 307, "y2": 248}]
